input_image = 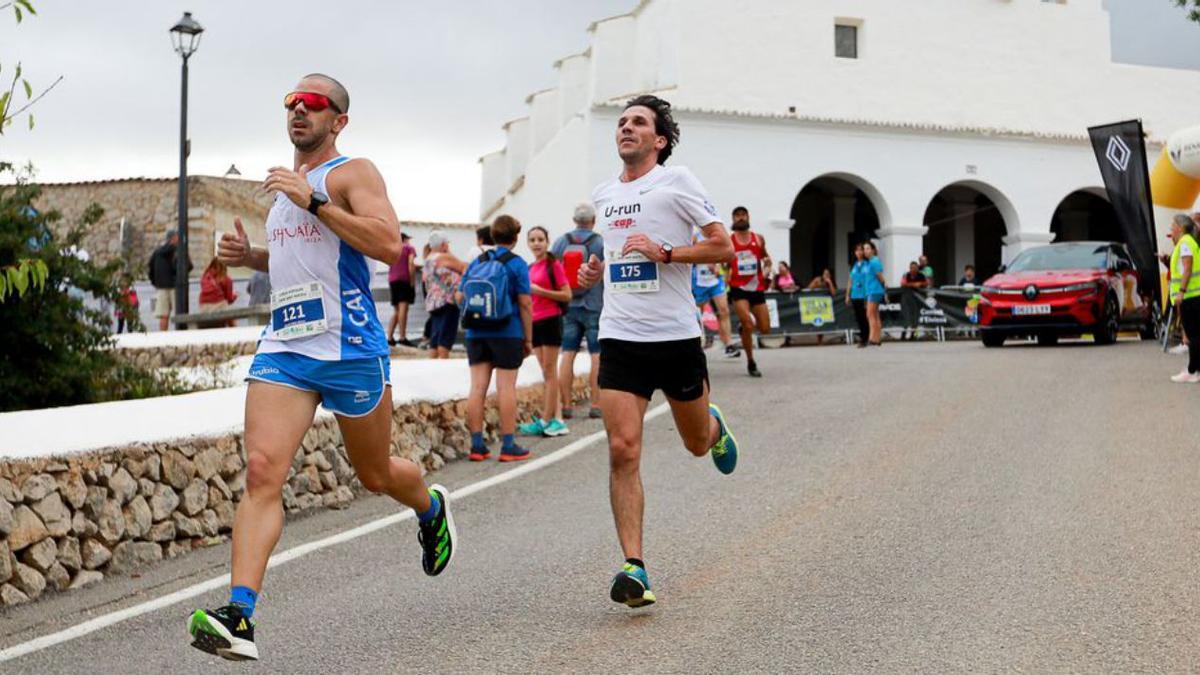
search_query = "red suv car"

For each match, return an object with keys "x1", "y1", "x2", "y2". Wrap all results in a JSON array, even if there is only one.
[{"x1": 977, "y1": 242, "x2": 1159, "y2": 347}]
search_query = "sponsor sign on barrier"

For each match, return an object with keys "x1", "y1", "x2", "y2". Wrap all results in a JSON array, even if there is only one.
[{"x1": 722, "y1": 287, "x2": 984, "y2": 336}]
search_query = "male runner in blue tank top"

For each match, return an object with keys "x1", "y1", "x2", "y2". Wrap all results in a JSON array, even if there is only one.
[{"x1": 186, "y1": 74, "x2": 456, "y2": 661}]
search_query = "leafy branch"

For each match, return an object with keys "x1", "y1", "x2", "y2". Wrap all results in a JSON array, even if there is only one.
[
  {"x1": 0, "y1": 0, "x2": 57, "y2": 133},
  {"x1": 1173, "y1": 0, "x2": 1200, "y2": 23},
  {"x1": 0, "y1": 259, "x2": 48, "y2": 300}
]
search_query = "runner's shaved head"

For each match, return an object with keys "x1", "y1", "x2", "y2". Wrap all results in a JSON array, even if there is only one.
[{"x1": 300, "y1": 73, "x2": 349, "y2": 113}]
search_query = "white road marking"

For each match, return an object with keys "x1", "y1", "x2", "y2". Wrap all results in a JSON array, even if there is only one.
[{"x1": 0, "y1": 403, "x2": 672, "y2": 664}]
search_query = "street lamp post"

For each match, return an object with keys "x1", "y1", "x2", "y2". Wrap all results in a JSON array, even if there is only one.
[{"x1": 169, "y1": 12, "x2": 203, "y2": 328}]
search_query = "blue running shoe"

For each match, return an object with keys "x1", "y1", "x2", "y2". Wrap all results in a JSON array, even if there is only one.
[
  {"x1": 498, "y1": 444, "x2": 532, "y2": 463},
  {"x1": 610, "y1": 562, "x2": 656, "y2": 608},
  {"x1": 708, "y1": 404, "x2": 738, "y2": 475}
]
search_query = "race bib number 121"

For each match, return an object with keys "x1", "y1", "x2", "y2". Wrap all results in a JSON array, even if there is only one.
[{"x1": 271, "y1": 281, "x2": 328, "y2": 340}]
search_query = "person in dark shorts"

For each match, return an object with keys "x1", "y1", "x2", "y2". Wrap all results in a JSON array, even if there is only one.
[
  {"x1": 579, "y1": 94, "x2": 741, "y2": 609},
  {"x1": 422, "y1": 231, "x2": 465, "y2": 359},
  {"x1": 726, "y1": 206, "x2": 772, "y2": 377},
  {"x1": 386, "y1": 232, "x2": 417, "y2": 346},
  {"x1": 461, "y1": 215, "x2": 533, "y2": 462},
  {"x1": 518, "y1": 226, "x2": 572, "y2": 438},
  {"x1": 552, "y1": 202, "x2": 606, "y2": 420}
]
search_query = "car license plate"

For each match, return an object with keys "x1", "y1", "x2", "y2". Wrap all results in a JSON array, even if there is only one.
[{"x1": 1012, "y1": 304, "x2": 1051, "y2": 316}]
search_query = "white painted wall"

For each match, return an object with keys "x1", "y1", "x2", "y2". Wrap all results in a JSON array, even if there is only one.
[
  {"x1": 479, "y1": 150, "x2": 505, "y2": 215},
  {"x1": 556, "y1": 53, "x2": 592, "y2": 127},
  {"x1": 485, "y1": 0, "x2": 1200, "y2": 281},
  {"x1": 503, "y1": 118, "x2": 531, "y2": 189},
  {"x1": 528, "y1": 89, "x2": 561, "y2": 155}
]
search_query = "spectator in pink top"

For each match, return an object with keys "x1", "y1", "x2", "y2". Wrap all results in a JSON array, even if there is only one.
[
  {"x1": 387, "y1": 232, "x2": 417, "y2": 347},
  {"x1": 518, "y1": 226, "x2": 573, "y2": 438}
]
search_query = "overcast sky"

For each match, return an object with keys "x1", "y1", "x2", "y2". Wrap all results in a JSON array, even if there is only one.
[{"x1": 1, "y1": 1, "x2": 1197, "y2": 223}]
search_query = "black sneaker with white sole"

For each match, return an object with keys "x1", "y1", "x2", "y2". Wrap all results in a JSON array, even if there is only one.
[
  {"x1": 188, "y1": 604, "x2": 258, "y2": 661},
  {"x1": 419, "y1": 484, "x2": 456, "y2": 576}
]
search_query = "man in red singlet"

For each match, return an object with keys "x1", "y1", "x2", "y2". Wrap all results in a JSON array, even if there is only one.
[{"x1": 726, "y1": 206, "x2": 771, "y2": 377}]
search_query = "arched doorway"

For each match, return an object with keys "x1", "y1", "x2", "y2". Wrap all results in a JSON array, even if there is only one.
[
  {"x1": 789, "y1": 174, "x2": 887, "y2": 287},
  {"x1": 922, "y1": 183, "x2": 1012, "y2": 285},
  {"x1": 1050, "y1": 189, "x2": 1120, "y2": 243}
]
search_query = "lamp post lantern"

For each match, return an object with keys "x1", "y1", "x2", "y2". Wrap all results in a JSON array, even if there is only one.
[{"x1": 169, "y1": 11, "x2": 203, "y2": 328}]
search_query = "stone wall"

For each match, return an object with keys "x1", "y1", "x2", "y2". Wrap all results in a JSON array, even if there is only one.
[
  {"x1": 117, "y1": 341, "x2": 258, "y2": 370},
  {"x1": 32, "y1": 176, "x2": 483, "y2": 284},
  {"x1": 0, "y1": 378, "x2": 587, "y2": 607},
  {"x1": 115, "y1": 341, "x2": 431, "y2": 370},
  {"x1": 32, "y1": 176, "x2": 273, "y2": 280}
]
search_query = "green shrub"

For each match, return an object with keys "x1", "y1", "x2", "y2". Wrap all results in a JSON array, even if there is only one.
[{"x1": 0, "y1": 163, "x2": 190, "y2": 411}]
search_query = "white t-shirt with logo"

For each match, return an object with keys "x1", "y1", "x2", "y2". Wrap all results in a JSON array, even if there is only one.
[{"x1": 591, "y1": 164, "x2": 722, "y2": 342}]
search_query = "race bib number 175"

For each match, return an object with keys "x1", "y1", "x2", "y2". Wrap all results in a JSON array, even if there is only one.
[{"x1": 608, "y1": 251, "x2": 660, "y2": 293}]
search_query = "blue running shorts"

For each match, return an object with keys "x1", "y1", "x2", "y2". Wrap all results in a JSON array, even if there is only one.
[
  {"x1": 693, "y1": 278, "x2": 727, "y2": 306},
  {"x1": 246, "y1": 352, "x2": 391, "y2": 417}
]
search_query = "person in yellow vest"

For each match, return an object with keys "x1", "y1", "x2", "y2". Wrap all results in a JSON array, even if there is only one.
[{"x1": 1168, "y1": 213, "x2": 1200, "y2": 383}]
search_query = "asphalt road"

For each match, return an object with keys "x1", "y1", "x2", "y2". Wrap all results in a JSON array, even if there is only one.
[{"x1": 3, "y1": 339, "x2": 1199, "y2": 673}]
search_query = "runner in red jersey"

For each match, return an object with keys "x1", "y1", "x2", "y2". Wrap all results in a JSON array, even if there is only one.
[{"x1": 726, "y1": 206, "x2": 771, "y2": 377}]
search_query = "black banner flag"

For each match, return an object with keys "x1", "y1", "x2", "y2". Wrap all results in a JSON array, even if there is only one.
[{"x1": 1088, "y1": 120, "x2": 1160, "y2": 300}]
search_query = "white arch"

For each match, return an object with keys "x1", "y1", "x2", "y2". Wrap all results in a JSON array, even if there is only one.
[
  {"x1": 924, "y1": 179, "x2": 1019, "y2": 235},
  {"x1": 794, "y1": 171, "x2": 894, "y2": 230}
]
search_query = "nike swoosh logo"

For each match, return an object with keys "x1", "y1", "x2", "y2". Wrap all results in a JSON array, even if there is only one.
[{"x1": 639, "y1": 187, "x2": 657, "y2": 195}]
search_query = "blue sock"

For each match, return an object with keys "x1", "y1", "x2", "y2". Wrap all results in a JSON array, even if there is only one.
[
  {"x1": 417, "y1": 491, "x2": 441, "y2": 523},
  {"x1": 470, "y1": 432, "x2": 484, "y2": 450},
  {"x1": 229, "y1": 586, "x2": 258, "y2": 618},
  {"x1": 502, "y1": 433, "x2": 515, "y2": 450}
]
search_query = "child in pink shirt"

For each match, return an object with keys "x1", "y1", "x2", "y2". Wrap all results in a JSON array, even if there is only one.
[{"x1": 520, "y1": 226, "x2": 572, "y2": 437}]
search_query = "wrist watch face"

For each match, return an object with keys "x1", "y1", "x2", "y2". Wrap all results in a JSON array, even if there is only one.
[{"x1": 308, "y1": 191, "x2": 329, "y2": 214}]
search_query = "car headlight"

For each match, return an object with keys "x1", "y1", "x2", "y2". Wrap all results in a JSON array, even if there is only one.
[
  {"x1": 1062, "y1": 282, "x2": 1099, "y2": 293},
  {"x1": 982, "y1": 286, "x2": 999, "y2": 295}
]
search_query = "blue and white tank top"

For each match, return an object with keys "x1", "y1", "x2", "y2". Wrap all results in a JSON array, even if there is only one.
[{"x1": 256, "y1": 156, "x2": 389, "y2": 361}]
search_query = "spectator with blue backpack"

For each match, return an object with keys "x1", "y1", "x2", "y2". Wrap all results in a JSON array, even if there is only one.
[
  {"x1": 551, "y1": 203, "x2": 605, "y2": 420},
  {"x1": 460, "y1": 214, "x2": 534, "y2": 462}
]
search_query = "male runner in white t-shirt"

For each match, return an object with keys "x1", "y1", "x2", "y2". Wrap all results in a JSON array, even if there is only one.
[
  {"x1": 579, "y1": 95, "x2": 741, "y2": 608},
  {"x1": 186, "y1": 74, "x2": 456, "y2": 661}
]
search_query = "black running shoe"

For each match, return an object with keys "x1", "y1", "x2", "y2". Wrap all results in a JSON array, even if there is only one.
[
  {"x1": 188, "y1": 605, "x2": 258, "y2": 661},
  {"x1": 418, "y1": 484, "x2": 456, "y2": 576},
  {"x1": 748, "y1": 360, "x2": 762, "y2": 378}
]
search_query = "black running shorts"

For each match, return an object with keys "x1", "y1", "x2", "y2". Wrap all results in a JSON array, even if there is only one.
[
  {"x1": 466, "y1": 337, "x2": 524, "y2": 370},
  {"x1": 532, "y1": 316, "x2": 563, "y2": 348},
  {"x1": 598, "y1": 337, "x2": 708, "y2": 402},
  {"x1": 728, "y1": 287, "x2": 766, "y2": 307},
  {"x1": 389, "y1": 280, "x2": 416, "y2": 305}
]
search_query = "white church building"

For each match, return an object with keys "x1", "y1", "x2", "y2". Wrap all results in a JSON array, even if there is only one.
[{"x1": 479, "y1": 0, "x2": 1200, "y2": 285}]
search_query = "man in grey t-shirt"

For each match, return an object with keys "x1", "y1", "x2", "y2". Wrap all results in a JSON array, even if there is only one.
[{"x1": 551, "y1": 202, "x2": 605, "y2": 419}]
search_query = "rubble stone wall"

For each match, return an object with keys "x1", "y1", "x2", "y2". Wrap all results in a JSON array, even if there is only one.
[{"x1": 0, "y1": 378, "x2": 587, "y2": 607}]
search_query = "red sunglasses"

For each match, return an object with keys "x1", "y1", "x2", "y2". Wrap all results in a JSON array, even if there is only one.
[{"x1": 283, "y1": 91, "x2": 342, "y2": 114}]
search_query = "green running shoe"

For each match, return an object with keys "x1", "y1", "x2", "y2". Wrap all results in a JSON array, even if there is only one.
[
  {"x1": 418, "y1": 484, "x2": 456, "y2": 576},
  {"x1": 708, "y1": 404, "x2": 738, "y2": 475},
  {"x1": 610, "y1": 562, "x2": 656, "y2": 608},
  {"x1": 188, "y1": 605, "x2": 258, "y2": 661},
  {"x1": 517, "y1": 417, "x2": 546, "y2": 436},
  {"x1": 542, "y1": 418, "x2": 569, "y2": 437}
]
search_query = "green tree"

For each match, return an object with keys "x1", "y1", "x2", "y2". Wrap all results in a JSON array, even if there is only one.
[
  {"x1": 0, "y1": 164, "x2": 188, "y2": 411},
  {"x1": 1174, "y1": 0, "x2": 1200, "y2": 23}
]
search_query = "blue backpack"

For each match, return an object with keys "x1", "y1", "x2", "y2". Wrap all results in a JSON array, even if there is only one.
[{"x1": 461, "y1": 249, "x2": 518, "y2": 329}]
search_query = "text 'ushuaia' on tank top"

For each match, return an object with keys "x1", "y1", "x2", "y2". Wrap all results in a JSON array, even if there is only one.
[
  {"x1": 255, "y1": 156, "x2": 389, "y2": 361},
  {"x1": 591, "y1": 164, "x2": 723, "y2": 343}
]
